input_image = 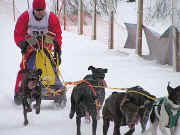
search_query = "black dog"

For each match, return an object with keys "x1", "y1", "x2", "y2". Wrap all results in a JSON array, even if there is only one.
[
  {"x1": 143, "y1": 83, "x2": 180, "y2": 135},
  {"x1": 19, "y1": 69, "x2": 42, "y2": 126},
  {"x1": 102, "y1": 86, "x2": 156, "y2": 135},
  {"x1": 69, "y1": 66, "x2": 108, "y2": 135}
]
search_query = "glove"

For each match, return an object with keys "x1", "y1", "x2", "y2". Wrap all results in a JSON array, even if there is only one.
[
  {"x1": 18, "y1": 40, "x2": 29, "y2": 54},
  {"x1": 53, "y1": 40, "x2": 62, "y2": 65}
]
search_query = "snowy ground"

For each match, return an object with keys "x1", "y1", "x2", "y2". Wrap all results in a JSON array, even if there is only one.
[{"x1": 0, "y1": 0, "x2": 180, "y2": 135}]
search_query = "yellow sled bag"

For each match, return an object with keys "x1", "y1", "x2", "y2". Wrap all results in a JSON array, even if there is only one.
[{"x1": 35, "y1": 49, "x2": 55, "y2": 86}]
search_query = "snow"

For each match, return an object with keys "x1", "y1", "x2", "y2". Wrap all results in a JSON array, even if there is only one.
[{"x1": 0, "y1": 0, "x2": 180, "y2": 135}]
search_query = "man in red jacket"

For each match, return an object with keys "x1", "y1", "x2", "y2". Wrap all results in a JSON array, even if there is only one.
[{"x1": 14, "y1": 0, "x2": 64, "y2": 105}]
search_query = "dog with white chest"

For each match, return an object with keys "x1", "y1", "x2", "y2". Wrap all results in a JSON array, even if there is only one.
[{"x1": 143, "y1": 82, "x2": 180, "y2": 135}]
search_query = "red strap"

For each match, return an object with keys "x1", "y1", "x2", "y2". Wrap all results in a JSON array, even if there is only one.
[{"x1": 82, "y1": 80, "x2": 99, "y2": 113}]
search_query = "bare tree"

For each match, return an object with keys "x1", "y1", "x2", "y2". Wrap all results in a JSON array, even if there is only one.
[
  {"x1": 64, "y1": 0, "x2": 118, "y2": 16},
  {"x1": 144, "y1": 0, "x2": 172, "y2": 24}
]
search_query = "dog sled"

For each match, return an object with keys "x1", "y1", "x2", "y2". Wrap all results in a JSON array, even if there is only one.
[{"x1": 14, "y1": 32, "x2": 67, "y2": 108}]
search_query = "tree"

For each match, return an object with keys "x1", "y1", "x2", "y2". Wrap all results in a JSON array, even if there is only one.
[
  {"x1": 62, "y1": 0, "x2": 118, "y2": 16},
  {"x1": 144, "y1": 0, "x2": 171, "y2": 24}
]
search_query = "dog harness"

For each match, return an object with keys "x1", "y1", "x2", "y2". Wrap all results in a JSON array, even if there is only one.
[
  {"x1": 164, "y1": 97, "x2": 180, "y2": 128},
  {"x1": 153, "y1": 97, "x2": 180, "y2": 128}
]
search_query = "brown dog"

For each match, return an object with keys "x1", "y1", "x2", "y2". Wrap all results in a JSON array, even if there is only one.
[{"x1": 102, "y1": 86, "x2": 156, "y2": 135}]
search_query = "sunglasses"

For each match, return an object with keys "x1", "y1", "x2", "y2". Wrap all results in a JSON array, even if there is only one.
[{"x1": 35, "y1": 8, "x2": 45, "y2": 11}]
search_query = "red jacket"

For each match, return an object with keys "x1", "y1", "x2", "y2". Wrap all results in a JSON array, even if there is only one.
[{"x1": 14, "y1": 10, "x2": 62, "y2": 48}]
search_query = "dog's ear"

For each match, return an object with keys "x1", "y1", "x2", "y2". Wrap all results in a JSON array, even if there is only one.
[
  {"x1": 104, "y1": 68, "x2": 108, "y2": 73},
  {"x1": 175, "y1": 85, "x2": 180, "y2": 91},
  {"x1": 167, "y1": 81, "x2": 174, "y2": 96},
  {"x1": 88, "y1": 66, "x2": 95, "y2": 71}
]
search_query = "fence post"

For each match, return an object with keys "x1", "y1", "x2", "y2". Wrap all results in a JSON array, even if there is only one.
[
  {"x1": 172, "y1": 0, "x2": 179, "y2": 72},
  {"x1": 172, "y1": 27, "x2": 179, "y2": 72},
  {"x1": 78, "y1": 0, "x2": 83, "y2": 35},
  {"x1": 63, "y1": 0, "x2": 66, "y2": 31},
  {"x1": 108, "y1": 0, "x2": 114, "y2": 49},
  {"x1": 13, "y1": 0, "x2": 16, "y2": 21},
  {"x1": 91, "y1": 0, "x2": 97, "y2": 40},
  {"x1": 136, "y1": 0, "x2": 143, "y2": 56},
  {"x1": 57, "y1": 0, "x2": 59, "y2": 14},
  {"x1": 27, "y1": 0, "x2": 29, "y2": 9},
  {"x1": 108, "y1": 10, "x2": 114, "y2": 49}
]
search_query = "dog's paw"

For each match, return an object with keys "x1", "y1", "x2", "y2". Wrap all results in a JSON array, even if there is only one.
[
  {"x1": 24, "y1": 120, "x2": 28, "y2": 126},
  {"x1": 35, "y1": 106, "x2": 40, "y2": 114},
  {"x1": 69, "y1": 110, "x2": 75, "y2": 119},
  {"x1": 33, "y1": 104, "x2": 40, "y2": 114}
]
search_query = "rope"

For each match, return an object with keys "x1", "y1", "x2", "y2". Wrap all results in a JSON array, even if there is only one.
[
  {"x1": 64, "y1": 80, "x2": 157, "y2": 101},
  {"x1": 64, "y1": 80, "x2": 85, "y2": 85},
  {"x1": 127, "y1": 90, "x2": 157, "y2": 101},
  {"x1": 22, "y1": 54, "x2": 26, "y2": 69},
  {"x1": 40, "y1": 81, "x2": 66, "y2": 96},
  {"x1": 66, "y1": 80, "x2": 101, "y2": 110},
  {"x1": 83, "y1": 80, "x2": 101, "y2": 112},
  {"x1": 64, "y1": 80, "x2": 125, "y2": 90}
]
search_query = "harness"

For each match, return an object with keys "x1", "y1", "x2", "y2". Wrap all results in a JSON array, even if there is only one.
[
  {"x1": 119, "y1": 89, "x2": 155, "y2": 127},
  {"x1": 153, "y1": 97, "x2": 180, "y2": 128},
  {"x1": 164, "y1": 98, "x2": 180, "y2": 128},
  {"x1": 82, "y1": 79, "x2": 107, "y2": 113}
]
